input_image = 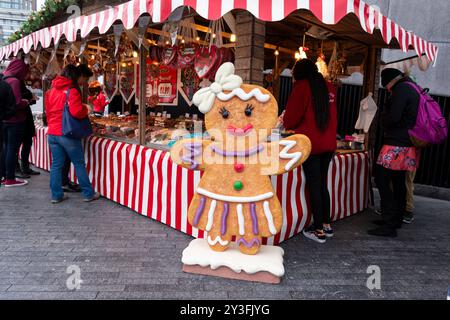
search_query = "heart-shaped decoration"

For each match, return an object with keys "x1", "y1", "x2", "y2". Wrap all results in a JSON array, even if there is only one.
[
  {"x1": 194, "y1": 45, "x2": 218, "y2": 79},
  {"x1": 177, "y1": 44, "x2": 198, "y2": 68},
  {"x1": 161, "y1": 45, "x2": 177, "y2": 67}
]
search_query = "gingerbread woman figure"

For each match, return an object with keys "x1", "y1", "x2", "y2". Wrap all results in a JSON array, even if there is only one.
[{"x1": 171, "y1": 63, "x2": 311, "y2": 255}]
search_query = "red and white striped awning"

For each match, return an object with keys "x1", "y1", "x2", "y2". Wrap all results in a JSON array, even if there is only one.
[{"x1": 0, "y1": 0, "x2": 439, "y2": 62}]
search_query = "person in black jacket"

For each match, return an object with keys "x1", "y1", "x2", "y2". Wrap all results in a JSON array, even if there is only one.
[
  {"x1": 368, "y1": 68, "x2": 420, "y2": 237},
  {"x1": 0, "y1": 77, "x2": 18, "y2": 187}
]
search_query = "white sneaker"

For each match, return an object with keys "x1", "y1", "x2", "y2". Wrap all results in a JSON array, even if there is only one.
[{"x1": 302, "y1": 228, "x2": 326, "y2": 244}]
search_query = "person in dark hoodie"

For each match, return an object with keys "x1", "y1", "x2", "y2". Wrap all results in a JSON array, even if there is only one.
[
  {"x1": 0, "y1": 59, "x2": 31, "y2": 187},
  {"x1": 45, "y1": 64, "x2": 99, "y2": 203},
  {"x1": 368, "y1": 68, "x2": 420, "y2": 238}
]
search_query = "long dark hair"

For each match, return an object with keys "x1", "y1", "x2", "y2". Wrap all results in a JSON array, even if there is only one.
[
  {"x1": 61, "y1": 64, "x2": 82, "y2": 92},
  {"x1": 292, "y1": 59, "x2": 330, "y2": 131}
]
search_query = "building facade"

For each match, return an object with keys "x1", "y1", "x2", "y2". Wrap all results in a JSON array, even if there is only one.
[{"x1": 0, "y1": 0, "x2": 36, "y2": 46}]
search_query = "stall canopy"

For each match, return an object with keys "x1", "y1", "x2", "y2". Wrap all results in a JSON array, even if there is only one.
[{"x1": 0, "y1": 0, "x2": 439, "y2": 62}]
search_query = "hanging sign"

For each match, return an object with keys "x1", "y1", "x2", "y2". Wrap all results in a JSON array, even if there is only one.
[
  {"x1": 119, "y1": 59, "x2": 135, "y2": 104},
  {"x1": 178, "y1": 65, "x2": 200, "y2": 106},
  {"x1": 146, "y1": 59, "x2": 179, "y2": 106},
  {"x1": 104, "y1": 61, "x2": 118, "y2": 100}
]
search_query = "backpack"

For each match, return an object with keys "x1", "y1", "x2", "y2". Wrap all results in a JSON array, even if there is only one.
[
  {"x1": 0, "y1": 74, "x2": 17, "y2": 121},
  {"x1": 405, "y1": 82, "x2": 448, "y2": 148}
]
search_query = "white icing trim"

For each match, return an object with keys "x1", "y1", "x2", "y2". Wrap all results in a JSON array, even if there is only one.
[
  {"x1": 263, "y1": 201, "x2": 278, "y2": 235},
  {"x1": 205, "y1": 200, "x2": 217, "y2": 232},
  {"x1": 197, "y1": 188, "x2": 274, "y2": 203},
  {"x1": 182, "y1": 239, "x2": 285, "y2": 277},
  {"x1": 237, "y1": 204, "x2": 245, "y2": 236},
  {"x1": 279, "y1": 140, "x2": 302, "y2": 171},
  {"x1": 217, "y1": 88, "x2": 270, "y2": 103},
  {"x1": 207, "y1": 235, "x2": 229, "y2": 246}
]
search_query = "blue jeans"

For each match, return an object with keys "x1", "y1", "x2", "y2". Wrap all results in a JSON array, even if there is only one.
[
  {"x1": 48, "y1": 135, "x2": 94, "y2": 200},
  {"x1": 1, "y1": 122, "x2": 25, "y2": 180}
]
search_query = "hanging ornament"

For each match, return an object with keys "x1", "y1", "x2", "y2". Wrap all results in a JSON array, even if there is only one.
[
  {"x1": 113, "y1": 24, "x2": 124, "y2": 56},
  {"x1": 137, "y1": 16, "x2": 151, "y2": 48},
  {"x1": 205, "y1": 19, "x2": 225, "y2": 49},
  {"x1": 78, "y1": 38, "x2": 87, "y2": 57},
  {"x1": 316, "y1": 53, "x2": 329, "y2": 78},
  {"x1": 316, "y1": 42, "x2": 329, "y2": 78},
  {"x1": 159, "y1": 21, "x2": 179, "y2": 47}
]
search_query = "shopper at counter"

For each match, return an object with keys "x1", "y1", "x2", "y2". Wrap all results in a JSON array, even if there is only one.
[
  {"x1": 45, "y1": 64, "x2": 99, "y2": 203},
  {"x1": 368, "y1": 68, "x2": 420, "y2": 237},
  {"x1": 61, "y1": 64, "x2": 94, "y2": 193},
  {"x1": 283, "y1": 59, "x2": 337, "y2": 244}
]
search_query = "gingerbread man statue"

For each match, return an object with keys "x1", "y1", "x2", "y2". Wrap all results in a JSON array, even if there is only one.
[{"x1": 171, "y1": 63, "x2": 311, "y2": 255}]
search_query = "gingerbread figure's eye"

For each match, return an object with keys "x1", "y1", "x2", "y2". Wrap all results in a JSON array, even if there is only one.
[
  {"x1": 219, "y1": 106, "x2": 230, "y2": 119},
  {"x1": 245, "y1": 104, "x2": 254, "y2": 117}
]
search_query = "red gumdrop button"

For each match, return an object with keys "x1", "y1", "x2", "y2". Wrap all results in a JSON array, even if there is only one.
[{"x1": 234, "y1": 163, "x2": 245, "y2": 173}]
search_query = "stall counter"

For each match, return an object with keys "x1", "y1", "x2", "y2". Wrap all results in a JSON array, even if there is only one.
[{"x1": 30, "y1": 126, "x2": 369, "y2": 245}]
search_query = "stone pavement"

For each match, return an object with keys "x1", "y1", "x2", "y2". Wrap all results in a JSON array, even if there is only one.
[{"x1": 0, "y1": 171, "x2": 449, "y2": 300}]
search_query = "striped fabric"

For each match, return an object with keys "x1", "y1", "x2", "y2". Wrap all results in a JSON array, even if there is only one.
[
  {"x1": 0, "y1": 0, "x2": 439, "y2": 62},
  {"x1": 30, "y1": 127, "x2": 369, "y2": 244}
]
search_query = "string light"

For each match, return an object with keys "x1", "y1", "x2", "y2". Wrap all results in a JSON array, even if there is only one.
[
  {"x1": 212, "y1": 33, "x2": 216, "y2": 38},
  {"x1": 132, "y1": 51, "x2": 138, "y2": 58},
  {"x1": 195, "y1": 36, "x2": 200, "y2": 42},
  {"x1": 181, "y1": 38, "x2": 185, "y2": 44},
  {"x1": 295, "y1": 51, "x2": 301, "y2": 60},
  {"x1": 274, "y1": 49, "x2": 279, "y2": 56},
  {"x1": 230, "y1": 34, "x2": 236, "y2": 42}
]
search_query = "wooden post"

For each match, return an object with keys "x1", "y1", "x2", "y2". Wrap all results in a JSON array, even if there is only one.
[
  {"x1": 138, "y1": 45, "x2": 147, "y2": 146},
  {"x1": 363, "y1": 46, "x2": 381, "y2": 151},
  {"x1": 362, "y1": 46, "x2": 381, "y2": 206},
  {"x1": 234, "y1": 12, "x2": 265, "y2": 85}
]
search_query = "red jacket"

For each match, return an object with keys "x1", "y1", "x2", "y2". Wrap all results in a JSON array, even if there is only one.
[
  {"x1": 45, "y1": 76, "x2": 89, "y2": 136},
  {"x1": 88, "y1": 92, "x2": 108, "y2": 113},
  {"x1": 283, "y1": 79, "x2": 337, "y2": 155}
]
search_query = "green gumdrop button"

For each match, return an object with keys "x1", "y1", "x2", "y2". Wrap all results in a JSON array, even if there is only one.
[{"x1": 234, "y1": 181, "x2": 243, "y2": 191}]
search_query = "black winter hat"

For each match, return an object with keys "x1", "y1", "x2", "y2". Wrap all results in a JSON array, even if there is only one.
[{"x1": 381, "y1": 68, "x2": 404, "y2": 88}]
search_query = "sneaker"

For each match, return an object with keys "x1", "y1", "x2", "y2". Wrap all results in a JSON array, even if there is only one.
[
  {"x1": 367, "y1": 227, "x2": 397, "y2": 237},
  {"x1": 374, "y1": 208, "x2": 383, "y2": 215},
  {"x1": 83, "y1": 192, "x2": 101, "y2": 202},
  {"x1": 403, "y1": 212, "x2": 415, "y2": 224},
  {"x1": 51, "y1": 194, "x2": 68, "y2": 204},
  {"x1": 302, "y1": 227, "x2": 326, "y2": 244},
  {"x1": 323, "y1": 226, "x2": 334, "y2": 238},
  {"x1": 62, "y1": 183, "x2": 82, "y2": 193},
  {"x1": 22, "y1": 167, "x2": 41, "y2": 176},
  {"x1": 15, "y1": 170, "x2": 31, "y2": 179},
  {"x1": 4, "y1": 179, "x2": 28, "y2": 187}
]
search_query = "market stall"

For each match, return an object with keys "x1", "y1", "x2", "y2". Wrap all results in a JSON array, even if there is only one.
[{"x1": 1, "y1": 0, "x2": 438, "y2": 245}]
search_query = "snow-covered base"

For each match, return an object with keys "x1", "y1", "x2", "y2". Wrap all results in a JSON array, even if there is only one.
[{"x1": 181, "y1": 239, "x2": 285, "y2": 281}]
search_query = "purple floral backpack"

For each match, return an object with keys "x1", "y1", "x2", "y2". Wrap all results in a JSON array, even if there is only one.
[{"x1": 405, "y1": 82, "x2": 448, "y2": 147}]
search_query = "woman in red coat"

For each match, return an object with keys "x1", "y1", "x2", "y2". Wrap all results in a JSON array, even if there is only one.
[
  {"x1": 283, "y1": 59, "x2": 337, "y2": 244},
  {"x1": 45, "y1": 65, "x2": 100, "y2": 203}
]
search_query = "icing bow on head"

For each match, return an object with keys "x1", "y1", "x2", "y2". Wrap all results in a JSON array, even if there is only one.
[{"x1": 193, "y1": 62, "x2": 243, "y2": 114}]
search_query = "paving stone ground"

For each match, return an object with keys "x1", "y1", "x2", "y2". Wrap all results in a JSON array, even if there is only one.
[{"x1": 0, "y1": 170, "x2": 449, "y2": 300}]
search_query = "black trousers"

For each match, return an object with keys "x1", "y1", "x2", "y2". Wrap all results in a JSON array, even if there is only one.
[
  {"x1": 1, "y1": 123, "x2": 25, "y2": 179},
  {"x1": 20, "y1": 131, "x2": 33, "y2": 168},
  {"x1": 62, "y1": 157, "x2": 71, "y2": 186},
  {"x1": 375, "y1": 164, "x2": 407, "y2": 229},
  {"x1": 303, "y1": 152, "x2": 334, "y2": 230}
]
